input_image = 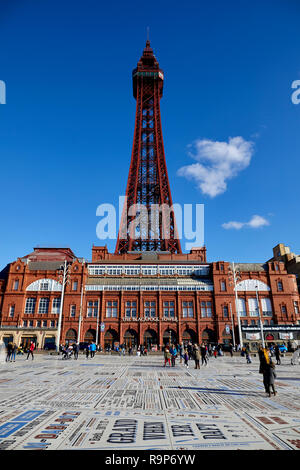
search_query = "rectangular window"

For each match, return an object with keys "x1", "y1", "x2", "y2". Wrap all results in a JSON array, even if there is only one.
[
  {"x1": 125, "y1": 301, "x2": 137, "y2": 318},
  {"x1": 70, "y1": 305, "x2": 76, "y2": 317},
  {"x1": 261, "y1": 298, "x2": 272, "y2": 316},
  {"x1": 87, "y1": 301, "x2": 98, "y2": 317},
  {"x1": 29, "y1": 320, "x2": 33, "y2": 327},
  {"x1": 36, "y1": 320, "x2": 41, "y2": 327},
  {"x1": 23, "y1": 320, "x2": 28, "y2": 327},
  {"x1": 277, "y1": 281, "x2": 283, "y2": 292},
  {"x1": 220, "y1": 281, "x2": 226, "y2": 291},
  {"x1": 42, "y1": 320, "x2": 47, "y2": 327},
  {"x1": 163, "y1": 301, "x2": 175, "y2": 318},
  {"x1": 25, "y1": 298, "x2": 36, "y2": 314},
  {"x1": 237, "y1": 298, "x2": 247, "y2": 317},
  {"x1": 13, "y1": 280, "x2": 19, "y2": 290},
  {"x1": 281, "y1": 305, "x2": 287, "y2": 314},
  {"x1": 52, "y1": 298, "x2": 61, "y2": 314},
  {"x1": 248, "y1": 298, "x2": 259, "y2": 316},
  {"x1": 182, "y1": 301, "x2": 194, "y2": 318},
  {"x1": 144, "y1": 301, "x2": 156, "y2": 317},
  {"x1": 9, "y1": 305, "x2": 15, "y2": 317},
  {"x1": 201, "y1": 301, "x2": 212, "y2": 318},
  {"x1": 50, "y1": 320, "x2": 55, "y2": 327},
  {"x1": 38, "y1": 298, "x2": 49, "y2": 314},
  {"x1": 106, "y1": 301, "x2": 118, "y2": 318},
  {"x1": 72, "y1": 281, "x2": 78, "y2": 291},
  {"x1": 294, "y1": 301, "x2": 299, "y2": 315},
  {"x1": 223, "y1": 305, "x2": 229, "y2": 317},
  {"x1": 40, "y1": 282, "x2": 49, "y2": 291}
]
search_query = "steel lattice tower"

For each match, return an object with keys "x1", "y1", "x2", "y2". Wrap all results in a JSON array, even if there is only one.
[{"x1": 115, "y1": 40, "x2": 182, "y2": 254}]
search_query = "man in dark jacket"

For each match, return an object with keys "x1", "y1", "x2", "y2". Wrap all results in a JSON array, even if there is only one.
[{"x1": 200, "y1": 343, "x2": 208, "y2": 365}]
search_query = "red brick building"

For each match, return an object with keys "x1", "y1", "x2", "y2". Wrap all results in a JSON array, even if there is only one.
[
  {"x1": 1, "y1": 42, "x2": 299, "y2": 351},
  {"x1": 0, "y1": 245, "x2": 299, "y2": 352}
]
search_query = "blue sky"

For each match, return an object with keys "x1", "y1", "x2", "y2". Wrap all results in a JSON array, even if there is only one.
[{"x1": 0, "y1": 0, "x2": 300, "y2": 267}]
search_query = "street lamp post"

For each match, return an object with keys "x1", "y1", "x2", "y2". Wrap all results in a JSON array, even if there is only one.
[
  {"x1": 229, "y1": 302, "x2": 236, "y2": 349},
  {"x1": 255, "y1": 284, "x2": 265, "y2": 349},
  {"x1": 78, "y1": 284, "x2": 84, "y2": 346},
  {"x1": 228, "y1": 262, "x2": 243, "y2": 349},
  {"x1": 56, "y1": 260, "x2": 70, "y2": 352}
]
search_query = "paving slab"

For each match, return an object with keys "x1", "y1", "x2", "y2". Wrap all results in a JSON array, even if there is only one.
[{"x1": 0, "y1": 352, "x2": 300, "y2": 450}]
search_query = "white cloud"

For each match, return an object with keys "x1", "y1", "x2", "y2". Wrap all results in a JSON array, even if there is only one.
[
  {"x1": 222, "y1": 215, "x2": 270, "y2": 230},
  {"x1": 177, "y1": 136, "x2": 254, "y2": 197}
]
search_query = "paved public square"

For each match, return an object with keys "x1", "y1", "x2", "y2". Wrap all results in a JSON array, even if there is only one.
[{"x1": 0, "y1": 350, "x2": 300, "y2": 451}]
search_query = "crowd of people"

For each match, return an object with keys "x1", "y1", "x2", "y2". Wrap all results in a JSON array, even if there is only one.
[
  {"x1": 163, "y1": 342, "x2": 229, "y2": 369},
  {"x1": 5, "y1": 340, "x2": 36, "y2": 362}
]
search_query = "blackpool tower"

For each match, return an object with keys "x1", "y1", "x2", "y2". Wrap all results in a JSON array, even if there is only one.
[{"x1": 115, "y1": 40, "x2": 182, "y2": 254}]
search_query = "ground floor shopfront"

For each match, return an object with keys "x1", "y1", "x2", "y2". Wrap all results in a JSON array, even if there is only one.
[
  {"x1": 242, "y1": 325, "x2": 300, "y2": 351},
  {"x1": 0, "y1": 319, "x2": 236, "y2": 351},
  {"x1": 60, "y1": 318, "x2": 236, "y2": 351}
]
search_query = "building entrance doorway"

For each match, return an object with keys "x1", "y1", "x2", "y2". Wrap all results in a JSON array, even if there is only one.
[
  {"x1": 143, "y1": 329, "x2": 158, "y2": 350},
  {"x1": 123, "y1": 329, "x2": 138, "y2": 349},
  {"x1": 182, "y1": 329, "x2": 197, "y2": 346},
  {"x1": 163, "y1": 329, "x2": 177, "y2": 346},
  {"x1": 104, "y1": 329, "x2": 118, "y2": 350}
]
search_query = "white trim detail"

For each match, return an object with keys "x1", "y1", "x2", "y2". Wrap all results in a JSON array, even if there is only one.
[
  {"x1": 26, "y1": 278, "x2": 62, "y2": 292},
  {"x1": 85, "y1": 284, "x2": 213, "y2": 292},
  {"x1": 236, "y1": 279, "x2": 270, "y2": 292}
]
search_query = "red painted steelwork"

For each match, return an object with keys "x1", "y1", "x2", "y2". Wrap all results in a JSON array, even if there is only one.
[{"x1": 115, "y1": 41, "x2": 182, "y2": 254}]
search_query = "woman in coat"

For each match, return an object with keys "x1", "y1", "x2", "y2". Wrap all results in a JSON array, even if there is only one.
[
  {"x1": 193, "y1": 345, "x2": 200, "y2": 369},
  {"x1": 263, "y1": 361, "x2": 277, "y2": 397}
]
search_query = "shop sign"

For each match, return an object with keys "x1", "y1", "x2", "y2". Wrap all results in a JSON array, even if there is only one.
[{"x1": 246, "y1": 333, "x2": 261, "y2": 340}]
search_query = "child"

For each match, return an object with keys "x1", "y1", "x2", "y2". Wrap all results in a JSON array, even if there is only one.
[
  {"x1": 183, "y1": 349, "x2": 189, "y2": 368},
  {"x1": 164, "y1": 347, "x2": 171, "y2": 367},
  {"x1": 263, "y1": 361, "x2": 277, "y2": 397}
]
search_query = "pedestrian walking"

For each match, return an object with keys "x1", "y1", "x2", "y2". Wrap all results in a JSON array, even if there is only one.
[
  {"x1": 193, "y1": 345, "x2": 200, "y2": 369},
  {"x1": 213, "y1": 346, "x2": 217, "y2": 358},
  {"x1": 73, "y1": 343, "x2": 79, "y2": 360},
  {"x1": 5, "y1": 342, "x2": 13, "y2": 362},
  {"x1": 164, "y1": 346, "x2": 171, "y2": 367},
  {"x1": 186, "y1": 342, "x2": 192, "y2": 360},
  {"x1": 183, "y1": 349, "x2": 189, "y2": 368},
  {"x1": 200, "y1": 343, "x2": 208, "y2": 366},
  {"x1": 85, "y1": 343, "x2": 90, "y2": 359},
  {"x1": 245, "y1": 344, "x2": 252, "y2": 364},
  {"x1": 229, "y1": 343, "x2": 234, "y2": 357},
  {"x1": 170, "y1": 344, "x2": 177, "y2": 367},
  {"x1": 274, "y1": 344, "x2": 281, "y2": 365},
  {"x1": 291, "y1": 347, "x2": 300, "y2": 365},
  {"x1": 10, "y1": 343, "x2": 17, "y2": 362},
  {"x1": 262, "y1": 361, "x2": 277, "y2": 397},
  {"x1": 90, "y1": 342, "x2": 97, "y2": 358},
  {"x1": 178, "y1": 343, "x2": 183, "y2": 364},
  {"x1": 26, "y1": 341, "x2": 35, "y2": 360}
]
